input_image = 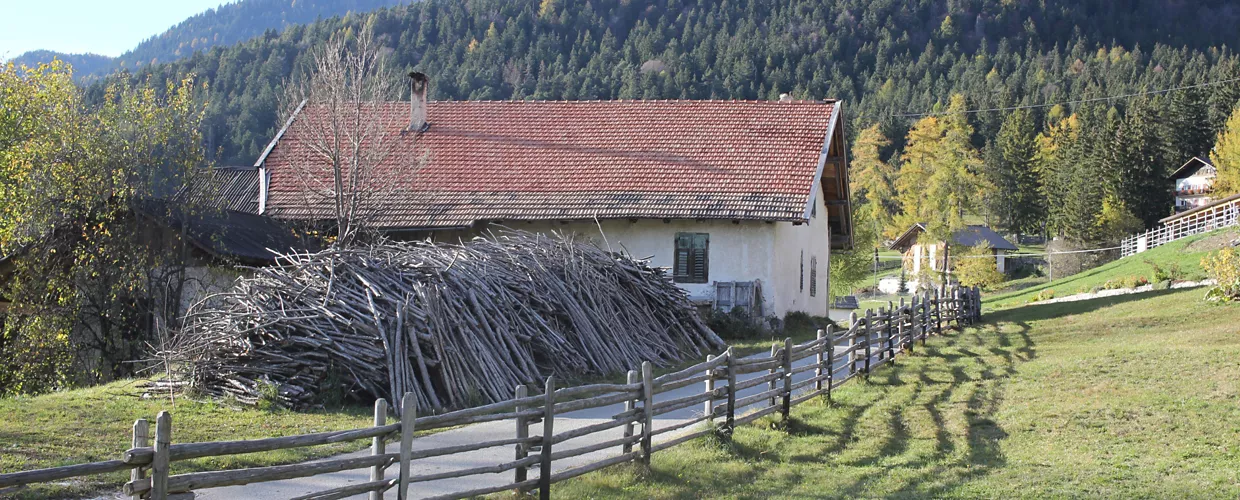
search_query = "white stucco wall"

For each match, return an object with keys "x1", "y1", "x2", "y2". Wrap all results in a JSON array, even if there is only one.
[
  {"x1": 431, "y1": 210, "x2": 828, "y2": 319},
  {"x1": 771, "y1": 190, "x2": 831, "y2": 317}
]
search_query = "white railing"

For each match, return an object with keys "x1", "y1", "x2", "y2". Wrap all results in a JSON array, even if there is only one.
[{"x1": 1121, "y1": 195, "x2": 1240, "y2": 257}]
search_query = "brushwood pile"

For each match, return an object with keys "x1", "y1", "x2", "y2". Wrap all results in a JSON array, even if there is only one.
[{"x1": 162, "y1": 231, "x2": 724, "y2": 412}]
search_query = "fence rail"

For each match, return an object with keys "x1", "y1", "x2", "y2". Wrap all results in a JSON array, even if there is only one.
[
  {"x1": 0, "y1": 286, "x2": 983, "y2": 500},
  {"x1": 1122, "y1": 195, "x2": 1240, "y2": 257}
]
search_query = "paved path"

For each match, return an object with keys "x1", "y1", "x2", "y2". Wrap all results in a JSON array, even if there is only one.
[{"x1": 197, "y1": 343, "x2": 872, "y2": 499}]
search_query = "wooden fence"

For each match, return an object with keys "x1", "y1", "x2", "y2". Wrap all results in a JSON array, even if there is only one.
[
  {"x1": 0, "y1": 286, "x2": 982, "y2": 500},
  {"x1": 1121, "y1": 194, "x2": 1240, "y2": 257}
]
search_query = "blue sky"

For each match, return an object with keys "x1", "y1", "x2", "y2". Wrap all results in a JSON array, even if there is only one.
[{"x1": 1, "y1": 0, "x2": 232, "y2": 59}]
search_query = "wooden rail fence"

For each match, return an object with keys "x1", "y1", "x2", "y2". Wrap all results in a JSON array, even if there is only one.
[
  {"x1": 1121, "y1": 194, "x2": 1240, "y2": 257},
  {"x1": 0, "y1": 286, "x2": 983, "y2": 500}
]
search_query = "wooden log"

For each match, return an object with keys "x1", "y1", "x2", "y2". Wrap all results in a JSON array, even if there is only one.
[
  {"x1": 552, "y1": 414, "x2": 640, "y2": 444},
  {"x1": 125, "y1": 454, "x2": 399, "y2": 495},
  {"x1": 551, "y1": 390, "x2": 640, "y2": 415},
  {"x1": 514, "y1": 385, "x2": 530, "y2": 485},
  {"x1": 652, "y1": 354, "x2": 728, "y2": 386},
  {"x1": 640, "y1": 361, "x2": 654, "y2": 465},
  {"x1": 130, "y1": 419, "x2": 148, "y2": 500},
  {"x1": 291, "y1": 478, "x2": 395, "y2": 500},
  {"x1": 781, "y1": 337, "x2": 793, "y2": 421},
  {"x1": 622, "y1": 370, "x2": 638, "y2": 454},
  {"x1": 0, "y1": 460, "x2": 133, "y2": 489},
  {"x1": 407, "y1": 456, "x2": 540, "y2": 483},
  {"x1": 731, "y1": 371, "x2": 784, "y2": 392},
  {"x1": 419, "y1": 478, "x2": 540, "y2": 500},
  {"x1": 848, "y1": 312, "x2": 859, "y2": 376},
  {"x1": 151, "y1": 412, "x2": 171, "y2": 500},
  {"x1": 767, "y1": 344, "x2": 779, "y2": 407},
  {"x1": 725, "y1": 348, "x2": 737, "y2": 436},
  {"x1": 657, "y1": 372, "x2": 713, "y2": 393},
  {"x1": 863, "y1": 309, "x2": 874, "y2": 376},
  {"x1": 398, "y1": 393, "x2": 415, "y2": 500},
  {"x1": 539, "y1": 376, "x2": 555, "y2": 500},
  {"x1": 553, "y1": 382, "x2": 643, "y2": 399},
  {"x1": 545, "y1": 451, "x2": 642, "y2": 484},
  {"x1": 650, "y1": 412, "x2": 714, "y2": 438},
  {"x1": 813, "y1": 329, "x2": 826, "y2": 392},
  {"x1": 548, "y1": 434, "x2": 640, "y2": 462},
  {"x1": 733, "y1": 403, "x2": 781, "y2": 426},
  {"x1": 369, "y1": 399, "x2": 387, "y2": 500},
  {"x1": 825, "y1": 325, "x2": 835, "y2": 402},
  {"x1": 704, "y1": 354, "x2": 716, "y2": 421},
  {"x1": 648, "y1": 426, "x2": 715, "y2": 454},
  {"x1": 124, "y1": 424, "x2": 403, "y2": 465}
]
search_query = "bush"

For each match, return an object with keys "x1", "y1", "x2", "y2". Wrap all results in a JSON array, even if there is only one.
[
  {"x1": 1146, "y1": 259, "x2": 1184, "y2": 283},
  {"x1": 955, "y1": 243, "x2": 1006, "y2": 290},
  {"x1": 1030, "y1": 289, "x2": 1055, "y2": 302},
  {"x1": 705, "y1": 308, "x2": 764, "y2": 339},
  {"x1": 1122, "y1": 275, "x2": 1149, "y2": 289},
  {"x1": 783, "y1": 311, "x2": 836, "y2": 335},
  {"x1": 1202, "y1": 248, "x2": 1240, "y2": 302}
]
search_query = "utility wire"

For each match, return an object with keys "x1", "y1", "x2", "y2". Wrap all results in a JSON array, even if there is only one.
[
  {"x1": 873, "y1": 245, "x2": 1124, "y2": 260},
  {"x1": 895, "y1": 76, "x2": 1240, "y2": 118}
]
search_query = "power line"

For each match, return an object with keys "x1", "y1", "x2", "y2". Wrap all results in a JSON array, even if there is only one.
[
  {"x1": 895, "y1": 76, "x2": 1240, "y2": 118},
  {"x1": 873, "y1": 244, "x2": 1123, "y2": 260}
]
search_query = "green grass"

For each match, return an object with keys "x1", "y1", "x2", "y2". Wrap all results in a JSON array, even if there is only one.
[
  {"x1": 0, "y1": 380, "x2": 374, "y2": 498},
  {"x1": 555, "y1": 288, "x2": 1240, "y2": 498},
  {"x1": 984, "y1": 227, "x2": 1239, "y2": 309}
]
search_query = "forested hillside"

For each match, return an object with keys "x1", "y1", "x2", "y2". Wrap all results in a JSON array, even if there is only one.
[
  {"x1": 10, "y1": 0, "x2": 408, "y2": 80},
  {"x1": 87, "y1": 0, "x2": 1240, "y2": 255}
]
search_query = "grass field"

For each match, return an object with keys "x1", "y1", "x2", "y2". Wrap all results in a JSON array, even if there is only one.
[
  {"x1": 556, "y1": 288, "x2": 1240, "y2": 498},
  {"x1": 0, "y1": 381, "x2": 375, "y2": 498},
  {"x1": 984, "y1": 227, "x2": 1238, "y2": 309}
]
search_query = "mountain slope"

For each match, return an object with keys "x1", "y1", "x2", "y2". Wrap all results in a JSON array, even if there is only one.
[
  {"x1": 11, "y1": 0, "x2": 409, "y2": 80},
  {"x1": 105, "y1": 0, "x2": 1240, "y2": 165}
]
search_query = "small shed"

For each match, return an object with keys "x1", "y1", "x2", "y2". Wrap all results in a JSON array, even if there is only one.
[{"x1": 889, "y1": 223, "x2": 1018, "y2": 274}]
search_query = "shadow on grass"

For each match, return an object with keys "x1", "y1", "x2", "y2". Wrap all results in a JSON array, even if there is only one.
[{"x1": 988, "y1": 289, "x2": 1186, "y2": 324}]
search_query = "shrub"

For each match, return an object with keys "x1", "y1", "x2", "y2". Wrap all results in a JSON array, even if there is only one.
[
  {"x1": 1146, "y1": 259, "x2": 1184, "y2": 283},
  {"x1": 1202, "y1": 248, "x2": 1240, "y2": 302},
  {"x1": 1122, "y1": 275, "x2": 1149, "y2": 289},
  {"x1": 783, "y1": 311, "x2": 836, "y2": 335},
  {"x1": 1030, "y1": 289, "x2": 1055, "y2": 302},
  {"x1": 705, "y1": 307, "x2": 764, "y2": 339},
  {"x1": 955, "y1": 243, "x2": 1006, "y2": 290}
]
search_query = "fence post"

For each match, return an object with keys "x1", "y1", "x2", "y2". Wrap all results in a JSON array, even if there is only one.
[
  {"x1": 398, "y1": 393, "x2": 415, "y2": 500},
  {"x1": 514, "y1": 386, "x2": 529, "y2": 485},
  {"x1": 863, "y1": 309, "x2": 874, "y2": 377},
  {"x1": 151, "y1": 411, "x2": 171, "y2": 500},
  {"x1": 934, "y1": 288, "x2": 942, "y2": 334},
  {"x1": 824, "y1": 326, "x2": 835, "y2": 402},
  {"x1": 640, "y1": 361, "x2": 654, "y2": 465},
  {"x1": 704, "y1": 354, "x2": 716, "y2": 421},
  {"x1": 623, "y1": 370, "x2": 639, "y2": 453},
  {"x1": 886, "y1": 303, "x2": 897, "y2": 359},
  {"x1": 848, "y1": 311, "x2": 858, "y2": 376},
  {"x1": 725, "y1": 347, "x2": 737, "y2": 436},
  {"x1": 369, "y1": 399, "x2": 388, "y2": 500},
  {"x1": 768, "y1": 343, "x2": 779, "y2": 407},
  {"x1": 923, "y1": 290, "x2": 931, "y2": 345},
  {"x1": 129, "y1": 419, "x2": 148, "y2": 500},
  {"x1": 974, "y1": 286, "x2": 982, "y2": 322},
  {"x1": 539, "y1": 377, "x2": 555, "y2": 500},
  {"x1": 781, "y1": 337, "x2": 793, "y2": 422},
  {"x1": 814, "y1": 329, "x2": 826, "y2": 393}
]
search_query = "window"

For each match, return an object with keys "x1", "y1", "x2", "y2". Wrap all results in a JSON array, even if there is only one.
[
  {"x1": 799, "y1": 250, "x2": 805, "y2": 292},
  {"x1": 674, "y1": 233, "x2": 709, "y2": 283},
  {"x1": 809, "y1": 256, "x2": 818, "y2": 297}
]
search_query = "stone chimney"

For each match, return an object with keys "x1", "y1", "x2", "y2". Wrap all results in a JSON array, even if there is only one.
[{"x1": 409, "y1": 71, "x2": 429, "y2": 132}]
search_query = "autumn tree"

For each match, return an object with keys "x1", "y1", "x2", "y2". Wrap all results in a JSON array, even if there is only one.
[
  {"x1": 0, "y1": 61, "x2": 208, "y2": 393},
  {"x1": 1209, "y1": 102, "x2": 1240, "y2": 198},
  {"x1": 849, "y1": 124, "x2": 898, "y2": 239}
]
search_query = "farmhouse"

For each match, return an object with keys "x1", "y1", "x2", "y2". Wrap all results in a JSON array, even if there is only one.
[
  {"x1": 889, "y1": 223, "x2": 1017, "y2": 275},
  {"x1": 255, "y1": 74, "x2": 852, "y2": 318},
  {"x1": 1171, "y1": 156, "x2": 1217, "y2": 212}
]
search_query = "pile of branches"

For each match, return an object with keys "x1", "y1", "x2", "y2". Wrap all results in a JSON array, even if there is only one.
[{"x1": 158, "y1": 230, "x2": 723, "y2": 412}]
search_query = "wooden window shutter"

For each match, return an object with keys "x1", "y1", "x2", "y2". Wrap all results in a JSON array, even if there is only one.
[
  {"x1": 809, "y1": 256, "x2": 818, "y2": 297},
  {"x1": 674, "y1": 232, "x2": 709, "y2": 284}
]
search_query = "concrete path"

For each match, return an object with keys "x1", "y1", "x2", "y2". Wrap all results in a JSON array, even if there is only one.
[{"x1": 197, "y1": 343, "x2": 872, "y2": 499}]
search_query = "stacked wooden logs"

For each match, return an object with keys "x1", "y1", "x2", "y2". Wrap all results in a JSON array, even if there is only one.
[{"x1": 158, "y1": 230, "x2": 724, "y2": 413}]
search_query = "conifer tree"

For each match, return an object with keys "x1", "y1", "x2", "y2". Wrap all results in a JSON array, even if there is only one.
[{"x1": 990, "y1": 109, "x2": 1043, "y2": 237}]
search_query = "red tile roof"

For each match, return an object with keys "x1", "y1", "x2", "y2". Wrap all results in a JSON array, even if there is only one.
[{"x1": 260, "y1": 99, "x2": 839, "y2": 229}]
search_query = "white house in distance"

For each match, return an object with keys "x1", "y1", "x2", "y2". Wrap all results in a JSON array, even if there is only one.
[
  {"x1": 254, "y1": 74, "x2": 853, "y2": 319},
  {"x1": 886, "y1": 223, "x2": 1017, "y2": 293},
  {"x1": 1171, "y1": 156, "x2": 1217, "y2": 212}
]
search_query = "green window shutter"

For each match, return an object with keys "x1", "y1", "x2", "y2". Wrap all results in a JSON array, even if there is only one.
[{"x1": 674, "y1": 233, "x2": 709, "y2": 284}]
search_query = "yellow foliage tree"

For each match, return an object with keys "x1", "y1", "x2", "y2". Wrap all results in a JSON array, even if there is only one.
[
  {"x1": 954, "y1": 243, "x2": 1006, "y2": 290},
  {"x1": 1209, "y1": 103, "x2": 1240, "y2": 198}
]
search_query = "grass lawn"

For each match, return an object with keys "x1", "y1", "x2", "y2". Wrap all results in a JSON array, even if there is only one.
[
  {"x1": 984, "y1": 227, "x2": 1238, "y2": 309},
  {"x1": 555, "y1": 288, "x2": 1240, "y2": 498},
  {"x1": 0, "y1": 380, "x2": 374, "y2": 498}
]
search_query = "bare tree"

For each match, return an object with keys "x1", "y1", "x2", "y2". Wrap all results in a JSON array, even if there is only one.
[{"x1": 280, "y1": 28, "x2": 414, "y2": 245}]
